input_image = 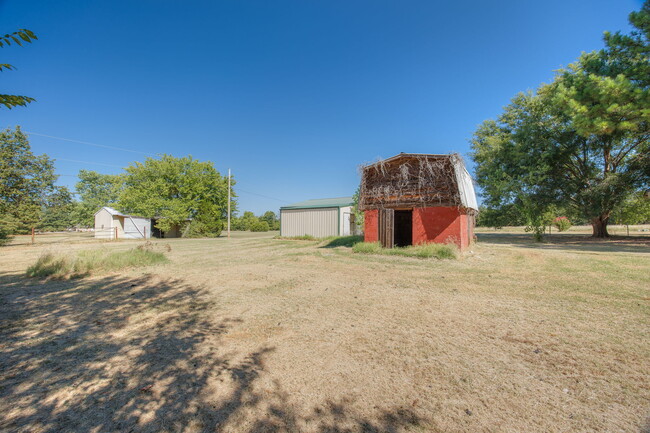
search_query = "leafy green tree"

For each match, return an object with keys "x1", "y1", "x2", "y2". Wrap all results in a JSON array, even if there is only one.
[
  {"x1": 75, "y1": 170, "x2": 124, "y2": 227},
  {"x1": 250, "y1": 220, "x2": 270, "y2": 232},
  {"x1": 472, "y1": 2, "x2": 649, "y2": 238},
  {"x1": 351, "y1": 186, "x2": 364, "y2": 228},
  {"x1": 260, "y1": 211, "x2": 280, "y2": 230},
  {"x1": 476, "y1": 204, "x2": 526, "y2": 228},
  {"x1": 39, "y1": 186, "x2": 75, "y2": 231},
  {"x1": 611, "y1": 191, "x2": 650, "y2": 235},
  {"x1": 234, "y1": 211, "x2": 258, "y2": 231},
  {"x1": 119, "y1": 155, "x2": 234, "y2": 236},
  {"x1": 0, "y1": 127, "x2": 57, "y2": 234},
  {"x1": 1, "y1": 29, "x2": 38, "y2": 109}
]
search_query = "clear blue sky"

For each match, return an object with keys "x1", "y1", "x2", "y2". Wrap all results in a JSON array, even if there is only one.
[{"x1": 0, "y1": 0, "x2": 641, "y2": 215}]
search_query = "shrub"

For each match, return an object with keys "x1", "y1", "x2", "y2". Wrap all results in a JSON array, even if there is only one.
[
  {"x1": 184, "y1": 219, "x2": 223, "y2": 238},
  {"x1": 250, "y1": 221, "x2": 270, "y2": 232},
  {"x1": 26, "y1": 247, "x2": 168, "y2": 279},
  {"x1": 553, "y1": 216, "x2": 571, "y2": 232}
]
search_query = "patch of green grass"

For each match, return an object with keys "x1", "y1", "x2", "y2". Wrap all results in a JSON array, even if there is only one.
[
  {"x1": 26, "y1": 248, "x2": 169, "y2": 279},
  {"x1": 321, "y1": 235, "x2": 364, "y2": 248},
  {"x1": 352, "y1": 241, "x2": 458, "y2": 259}
]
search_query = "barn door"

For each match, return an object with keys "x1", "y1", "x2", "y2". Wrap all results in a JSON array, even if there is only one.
[{"x1": 379, "y1": 208, "x2": 394, "y2": 248}]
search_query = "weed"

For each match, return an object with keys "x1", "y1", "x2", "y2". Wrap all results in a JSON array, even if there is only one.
[
  {"x1": 26, "y1": 248, "x2": 169, "y2": 279},
  {"x1": 352, "y1": 241, "x2": 458, "y2": 259}
]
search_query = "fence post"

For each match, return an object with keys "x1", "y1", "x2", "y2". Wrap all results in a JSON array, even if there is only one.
[
  {"x1": 31, "y1": 227, "x2": 35, "y2": 245},
  {"x1": 144, "y1": 226, "x2": 147, "y2": 239},
  {"x1": 115, "y1": 227, "x2": 118, "y2": 241}
]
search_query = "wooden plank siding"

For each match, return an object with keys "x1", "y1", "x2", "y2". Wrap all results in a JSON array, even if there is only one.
[{"x1": 379, "y1": 208, "x2": 394, "y2": 248}]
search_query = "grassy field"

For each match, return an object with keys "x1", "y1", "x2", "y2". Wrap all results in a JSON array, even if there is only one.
[{"x1": 0, "y1": 228, "x2": 648, "y2": 432}]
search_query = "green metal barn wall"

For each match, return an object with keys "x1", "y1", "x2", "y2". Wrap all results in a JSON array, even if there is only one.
[{"x1": 280, "y1": 207, "x2": 339, "y2": 237}]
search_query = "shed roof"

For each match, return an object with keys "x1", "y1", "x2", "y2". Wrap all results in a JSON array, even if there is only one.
[
  {"x1": 95, "y1": 206, "x2": 125, "y2": 217},
  {"x1": 281, "y1": 197, "x2": 353, "y2": 210},
  {"x1": 94, "y1": 206, "x2": 150, "y2": 220}
]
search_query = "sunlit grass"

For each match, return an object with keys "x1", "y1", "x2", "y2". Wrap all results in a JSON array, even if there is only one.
[{"x1": 26, "y1": 248, "x2": 168, "y2": 279}]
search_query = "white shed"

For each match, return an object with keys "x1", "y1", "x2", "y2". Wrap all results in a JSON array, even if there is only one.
[
  {"x1": 280, "y1": 197, "x2": 355, "y2": 238},
  {"x1": 94, "y1": 207, "x2": 151, "y2": 239}
]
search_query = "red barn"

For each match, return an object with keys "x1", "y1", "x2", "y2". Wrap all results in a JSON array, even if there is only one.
[{"x1": 359, "y1": 153, "x2": 478, "y2": 250}]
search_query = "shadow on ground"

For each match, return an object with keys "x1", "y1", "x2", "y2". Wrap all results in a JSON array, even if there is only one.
[
  {"x1": 0, "y1": 272, "x2": 425, "y2": 432},
  {"x1": 476, "y1": 232, "x2": 650, "y2": 254},
  {"x1": 320, "y1": 236, "x2": 364, "y2": 249}
]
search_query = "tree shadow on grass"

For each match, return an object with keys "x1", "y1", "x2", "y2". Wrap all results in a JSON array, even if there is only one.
[
  {"x1": 476, "y1": 232, "x2": 650, "y2": 254},
  {"x1": 0, "y1": 272, "x2": 426, "y2": 432}
]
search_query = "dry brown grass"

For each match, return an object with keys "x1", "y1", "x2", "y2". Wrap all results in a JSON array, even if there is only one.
[{"x1": 0, "y1": 229, "x2": 648, "y2": 432}]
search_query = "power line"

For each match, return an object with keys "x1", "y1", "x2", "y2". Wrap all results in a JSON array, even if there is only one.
[
  {"x1": 236, "y1": 188, "x2": 291, "y2": 203},
  {"x1": 55, "y1": 157, "x2": 124, "y2": 168},
  {"x1": 25, "y1": 131, "x2": 156, "y2": 156}
]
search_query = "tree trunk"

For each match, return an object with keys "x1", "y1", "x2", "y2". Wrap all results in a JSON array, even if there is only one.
[{"x1": 591, "y1": 215, "x2": 610, "y2": 238}]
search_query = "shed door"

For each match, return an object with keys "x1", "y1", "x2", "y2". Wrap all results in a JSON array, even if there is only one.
[
  {"x1": 342, "y1": 212, "x2": 351, "y2": 236},
  {"x1": 379, "y1": 208, "x2": 394, "y2": 248}
]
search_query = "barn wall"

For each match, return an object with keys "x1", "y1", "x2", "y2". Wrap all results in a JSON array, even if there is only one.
[
  {"x1": 364, "y1": 209, "x2": 379, "y2": 242},
  {"x1": 413, "y1": 207, "x2": 463, "y2": 248},
  {"x1": 280, "y1": 208, "x2": 339, "y2": 237},
  {"x1": 363, "y1": 206, "x2": 474, "y2": 249}
]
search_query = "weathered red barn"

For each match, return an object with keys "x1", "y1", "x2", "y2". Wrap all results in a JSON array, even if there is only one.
[{"x1": 359, "y1": 153, "x2": 478, "y2": 250}]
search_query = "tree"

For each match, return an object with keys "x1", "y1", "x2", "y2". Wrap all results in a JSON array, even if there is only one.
[
  {"x1": 476, "y1": 204, "x2": 525, "y2": 229},
  {"x1": 0, "y1": 127, "x2": 57, "y2": 234},
  {"x1": 75, "y1": 170, "x2": 123, "y2": 227},
  {"x1": 471, "y1": 2, "x2": 649, "y2": 238},
  {"x1": 39, "y1": 186, "x2": 75, "y2": 231},
  {"x1": 118, "y1": 155, "x2": 234, "y2": 236},
  {"x1": 232, "y1": 211, "x2": 258, "y2": 231},
  {"x1": 259, "y1": 211, "x2": 280, "y2": 230},
  {"x1": 1, "y1": 29, "x2": 37, "y2": 109},
  {"x1": 611, "y1": 191, "x2": 650, "y2": 235},
  {"x1": 351, "y1": 186, "x2": 364, "y2": 228}
]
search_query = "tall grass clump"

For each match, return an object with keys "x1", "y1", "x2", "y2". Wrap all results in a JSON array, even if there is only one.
[
  {"x1": 352, "y1": 241, "x2": 457, "y2": 259},
  {"x1": 26, "y1": 247, "x2": 168, "y2": 279}
]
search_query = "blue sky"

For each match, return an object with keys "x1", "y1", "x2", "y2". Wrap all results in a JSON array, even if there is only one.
[{"x1": 0, "y1": 0, "x2": 641, "y2": 215}]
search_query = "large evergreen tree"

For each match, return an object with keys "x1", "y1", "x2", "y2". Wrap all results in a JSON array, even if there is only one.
[{"x1": 472, "y1": 2, "x2": 649, "y2": 237}]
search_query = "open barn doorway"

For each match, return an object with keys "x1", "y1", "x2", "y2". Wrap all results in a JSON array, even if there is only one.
[{"x1": 394, "y1": 210, "x2": 412, "y2": 247}]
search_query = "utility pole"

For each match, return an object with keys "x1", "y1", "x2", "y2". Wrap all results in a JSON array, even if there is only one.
[{"x1": 227, "y1": 168, "x2": 231, "y2": 239}]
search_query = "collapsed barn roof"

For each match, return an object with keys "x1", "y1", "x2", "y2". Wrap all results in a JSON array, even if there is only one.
[{"x1": 359, "y1": 153, "x2": 478, "y2": 211}]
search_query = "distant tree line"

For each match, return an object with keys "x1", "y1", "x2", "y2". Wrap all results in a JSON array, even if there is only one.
[
  {"x1": 0, "y1": 127, "x2": 238, "y2": 243},
  {"x1": 230, "y1": 210, "x2": 280, "y2": 232}
]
